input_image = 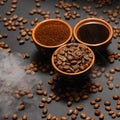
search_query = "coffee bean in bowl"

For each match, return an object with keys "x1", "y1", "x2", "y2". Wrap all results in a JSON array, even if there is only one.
[{"x1": 51, "y1": 43, "x2": 95, "y2": 79}]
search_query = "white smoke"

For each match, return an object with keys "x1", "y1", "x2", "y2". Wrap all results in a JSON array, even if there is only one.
[{"x1": 0, "y1": 50, "x2": 42, "y2": 115}]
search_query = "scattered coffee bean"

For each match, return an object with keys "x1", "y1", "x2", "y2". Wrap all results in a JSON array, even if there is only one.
[
  {"x1": 113, "y1": 95, "x2": 119, "y2": 100},
  {"x1": 3, "y1": 114, "x2": 9, "y2": 119},
  {"x1": 80, "y1": 112, "x2": 87, "y2": 119},
  {"x1": 67, "y1": 109, "x2": 73, "y2": 115},
  {"x1": 105, "y1": 106, "x2": 111, "y2": 111},
  {"x1": 94, "y1": 110, "x2": 101, "y2": 116},
  {"x1": 12, "y1": 114, "x2": 18, "y2": 120},
  {"x1": 104, "y1": 100, "x2": 111, "y2": 106},
  {"x1": 42, "y1": 107, "x2": 48, "y2": 114},
  {"x1": 95, "y1": 97, "x2": 102, "y2": 102},
  {"x1": 39, "y1": 102, "x2": 45, "y2": 108},
  {"x1": 22, "y1": 115, "x2": 27, "y2": 120},
  {"x1": 116, "y1": 112, "x2": 120, "y2": 117},
  {"x1": 61, "y1": 116, "x2": 68, "y2": 120},
  {"x1": 76, "y1": 105, "x2": 83, "y2": 111},
  {"x1": 94, "y1": 103, "x2": 100, "y2": 109},
  {"x1": 99, "y1": 113, "x2": 104, "y2": 120}
]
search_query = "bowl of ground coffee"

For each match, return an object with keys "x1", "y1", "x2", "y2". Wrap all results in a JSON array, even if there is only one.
[
  {"x1": 51, "y1": 43, "x2": 95, "y2": 79},
  {"x1": 73, "y1": 18, "x2": 113, "y2": 52},
  {"x1": 32, "y1": 19, "x2": 72, "y2": 58}
]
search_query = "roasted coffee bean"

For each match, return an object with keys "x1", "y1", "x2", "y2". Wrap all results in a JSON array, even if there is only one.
[
  {"x1": 105, "y1": 73, "x2": 111, "y2": 78},
  {"x1": 27, "y1": 93, "x2": 34, "y2": 98},
  {"x1": 117, "y1": 100, "x2": 120, "y2": 105},
  {"x1": 46, "y1": 97, "x2": 52, "y2": 103},
  {"x1": 22, "y1": 115, "x2": 27, "y2": 120},
  {"x1": 55, "y1": 96, "x2": 61, "y2": 101},
  {"x1": 108, "y1": 83, "x2": 114, "y2": 90},
  {"x1": 39, "y1": 102, "x2": 45, "y2": 108},
  {"x1": 114, "y1": 67, "x2": 120, "y2": 72},
  {"x1": 55, "y1": 10, "x2": 60, "y2": 14},
  {"x1": 12, "y1": 114, "x2": 18, "y2": 120},
  {"x1": 42, "y1": 107, "x2": 48, "y2": 114},
  {"x1": 3, "y1": 114, "x2": 9, "y2": 119},
  {"x1": 36, "y1": 90, "x2": 43, "y2": 95},
  {"x1": 76, "y1": 105, "x2": 83, "y2": 111},
  {"x1": 116, "y1": 112, "x2": 120, "y2": 117},
  {"x1": 73, "y1": 109, "x2": 79, "y2": 115},
  {"x1": 47, "y1": 114, "x2": 52, "y2": 120},
  {"x1": 96, "y1": 71, "x2": 102, "y2": 77},
  {"x1": 99, "y1": 113, "x2": 104, "y2": 120},
  {"x1": 116, "y1": 105, "x2": 120, "y2": 110},
  {"x1": 108, "y1": 76, "x2": 114, "y2": 81},
  {"x1": 109, "y1": 68, "x2": 115, "y2": 73},
  {"x1": 71, "y1": 114, "x2": 77, "y2": 120},
  {"x1": 51, "y1": 115, "x2": 57, "y2": 120},
  {"x1": 104, "y1": 100, "x2": 111, "y2": 106},
  {"x1": 67, "y1": 100, "x2": 73, "y2": 107},
  {"x1": 111, "y1": 113, "x2": 116, "y2": 119},
  {"x1": 94, "y1": 110, "x2": 101, "y2": 116},
  {"x1": 105, "y1": 106, "x2": 111, "y2": 111},
  {"x1": 108, "y1": 110, "x2": 114, "y2": 115},
  {"x1": 67, "y1": 109, "x2": 73, "y2": 115},
  {"x1": 113, "y1": 95, "x2": 119, "y2": 100},
  {"x1": 61, "y1": 116, "x2": 68, "y2": 120},
  {"x1": 80, "y1": 113, "x2": 87, "y2": 119},
  {"x1": 41, "y1": 114, "x2": 47, "y2": 118},
  {"x1": 90, "y1": 100, "x2": 96, "y2": 105},
  {"x1": 98, "y1": 85, "x2": 103, "y2": 92},
  {"x1": 95, "y1": 97, "x2": 102, "y2": 102},
  {"x1": 94, "y1": 103, "x2": 100, "y2": 109},
  {"x1": 18, "y1": 104, "x2": 25, "y2": 111}
]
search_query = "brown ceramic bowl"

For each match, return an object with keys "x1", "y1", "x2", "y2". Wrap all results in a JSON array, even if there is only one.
[
  {"x1": 32, "y1": 19, "x2": 72, "y2": 58},
  {"x1": 51, "y1": 43, "x2": 95, "y2": 79},
  {"x1": 73, "y1": 18, "x2": 113, "y2": 52}
]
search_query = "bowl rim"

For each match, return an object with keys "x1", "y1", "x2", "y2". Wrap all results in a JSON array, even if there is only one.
[
  {"x1": 73, "y1": 18, "x2": 113, "y2": 47},
  {"x1": 32, "y1": 19, "x2": 73, "y2": 48},
  {"x1": 51, "y1": 43, "x2": 95, "y2": 76}
]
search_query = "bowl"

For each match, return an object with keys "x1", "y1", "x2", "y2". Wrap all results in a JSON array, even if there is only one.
[
  {"x1": 32, "y1": 19, "x2": 72, "y2": 59},
  {"x1": 51, "y1": 43, "x2": 95, "y2": 80},
  {"x1": 73, "y1": 18, "x2": 113, "y2": 52}
]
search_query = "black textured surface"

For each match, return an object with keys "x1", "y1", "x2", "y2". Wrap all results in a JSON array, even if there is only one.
[{"x1": 0, "y1": 0, "x2": 120, "y2": 120}]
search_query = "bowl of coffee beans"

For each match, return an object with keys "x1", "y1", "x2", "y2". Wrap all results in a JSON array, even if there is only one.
[
  {"x1": 32, "y1": 19, "x2": 72, "y2": 58},
  {"x1": 51, "y1": 43, "x2": 95, "y2": 79},
  {"x1": 73, "y1": 18, "x2": 113, "y2": 52}
]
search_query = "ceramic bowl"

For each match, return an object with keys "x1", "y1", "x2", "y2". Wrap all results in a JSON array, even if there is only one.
[
  {"x1": 73, "y1": 18, "x2": 113, "y2": 52},
  {"x1": 51, "y1": 43, "x2": 95, "y2": 80},
  {"x1": 32, "y1": 19, "x2": 72, "y2": 59}
]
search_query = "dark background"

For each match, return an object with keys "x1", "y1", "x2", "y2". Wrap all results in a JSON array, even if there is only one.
[{"x1": 0, "y1": 0, "x2": 120, "y2": 120}]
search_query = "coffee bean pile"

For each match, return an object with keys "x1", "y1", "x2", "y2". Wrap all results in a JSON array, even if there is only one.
[
  {"x1": 0, "y1": 0, "x2": 18, "y2": 16},
  {"x1": 90, "y1": 65, "x2": 106, "y2": 79},
  {"x1": 105, "y1": 67, "x2": 120, "y2": 89},
  {"x1": 0, "y1": 41, "x2": 11, "y2": 52},
  {"x1": 113, "y1": 26, "x2": 120, "y2": 39},
  {"x1": 108, "y1": 52, "x2": 120, "y2": 63},
  {"x1": 55, "y1": 1, "x2": 80, "y2": 20},
  {"x1": 23, "y1": 61, "x2": 54, "y2": 75},
  {"x1": 103, "y1": 5, "x2": 120, "y2": 24},
  {"x1": 53, "y1": 43, "x2": 94, "y2": 73},
  {"x1": 29, "y1": 9, "x2": 50, "y2": 19},
  {"x1": 82, "y1": 6, "x2": 97, "y2": 17}
]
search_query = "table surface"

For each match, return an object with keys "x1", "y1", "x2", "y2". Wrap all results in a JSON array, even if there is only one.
[{"x1": 0, "y1": 0, "x2": 120, "y2": 120}]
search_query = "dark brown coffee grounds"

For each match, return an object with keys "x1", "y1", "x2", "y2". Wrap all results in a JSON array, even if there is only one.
[{"x1": 34, "y1": 21, "x2": 70, "y2": 46}]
